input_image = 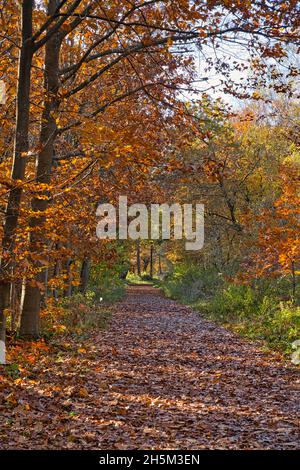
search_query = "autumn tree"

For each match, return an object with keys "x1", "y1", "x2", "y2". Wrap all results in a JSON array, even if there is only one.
[{"x1": 247, "y1": 161, "x2": 300, "y2": 299}]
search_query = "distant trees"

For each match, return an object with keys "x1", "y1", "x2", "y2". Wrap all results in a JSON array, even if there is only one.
[
  {"x1": 0, "y1": 1, "x2": 299, "y2": 361},
  {"x1": 168, "y1": 97, "x2": 299, "y2": 298}
]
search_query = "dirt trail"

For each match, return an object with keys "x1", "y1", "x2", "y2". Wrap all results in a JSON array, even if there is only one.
[{"x1": 1, "y1": 286, "x2": 299, "y2": 449}]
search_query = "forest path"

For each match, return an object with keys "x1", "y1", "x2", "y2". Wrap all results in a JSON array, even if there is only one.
[{"x1": 1, "y1": 286, "x2": 299, "y2": 449}]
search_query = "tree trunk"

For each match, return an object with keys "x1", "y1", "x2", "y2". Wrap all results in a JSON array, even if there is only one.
[
  {"x1": 20, "y1": 0, "x2": 62, "y2": 338},
  {"x1": 52, "y1": 258, "x2": 60, "y2": 300},
  {"x1": 150, "y1": 244, "x2": 154, "y2": 279},
  {"x1": 291, "y1": 260, "x2": 296, "y2": 302},
  {"x1": 64, "y1": 259, "x2": 73, "y2": 298},
  {"x1": 43, "y1": 267, "x2": 49, "y2": 307},
  {"x1": 10, "y1": 279, "x2": 22, "y2": 333},
  {"x1": 0, "y1": 0, "x2": 34, "y2": 361},
  {"x1": 80, "y1": 258, "x2": 90, "y2": 294},
  {"x1": 158, "y1": 254, "x2": 162, "y2": 275},
  {"x1": 136, "y1": 240, "x2": 141, "y2": 277},
  {"x1": 142, "y1": 256, "x2": 150, "y2": 272}
]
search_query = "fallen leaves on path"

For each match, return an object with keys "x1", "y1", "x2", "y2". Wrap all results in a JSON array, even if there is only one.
[{"x1": 0, "y1": 286, "x2": 299, "y2": 449}]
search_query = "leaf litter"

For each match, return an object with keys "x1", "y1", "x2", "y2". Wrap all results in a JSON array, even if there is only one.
[{"x1": 0, "y1": 286, "x2": 299, "y2": 449}]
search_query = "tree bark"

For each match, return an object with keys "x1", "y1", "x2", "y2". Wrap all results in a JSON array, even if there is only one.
[
  {"x1": 158, "y1": 254, "x2": 162, "y2": 275},
  {"x1": 142, "y1": 256, "x2": 150, "y2": 272},
  {"x1": 136, "y1": 240, "x2": 141, "y2": 277},
  {"x1": 0, "y1": 0, "x2": 34, "y2": 360},
  {"x1": 64, "y1": 259, "x2": 73, "y2": 298},
  {"x1": 150, "y1": 244, "x2": 154, "y2": 279},
  {"x1": 52, "y1": 257, "x2": 60, "y2": 300},
  {"x1": 20, "y1": 0, "x2": 62, "y2": 338},
  {"x1": 80, "y1": 258, "x2": 90, "y2": 294}
]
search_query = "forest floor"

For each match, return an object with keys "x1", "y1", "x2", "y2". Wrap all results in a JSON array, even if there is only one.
[{"x1": 0, "y1": 285, "x2": 299, "y2": 449}]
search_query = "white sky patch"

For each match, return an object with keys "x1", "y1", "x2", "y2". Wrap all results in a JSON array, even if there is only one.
[{"x1": 172, "y1": 38, "x2": 252, "y2": 109}]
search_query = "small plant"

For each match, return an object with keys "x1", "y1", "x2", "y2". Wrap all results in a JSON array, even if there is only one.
[{"x1": 41, "y1": 293, "x2": 111, "y2": 336}]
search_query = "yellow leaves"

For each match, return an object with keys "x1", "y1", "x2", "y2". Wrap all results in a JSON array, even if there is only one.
[
  {"x1": 24, "y1": 402, "x2": 30, "y2": 412},
  {"x1": 122, "y1": 145, "x2": 133, "y2": 152},
  {"x1": 166, "y1": 37, "x2": 174, "y2": 48},
  {"x1": 252, "y1": 91, "x2": 262, "y2": 100},
  {"x1": 77, "y1": 347, "x2": 87, "y2": 354},
  {"x1": 40, "y1": 303, "x2": 65, "y2": 319},
  {"x1": 34, "y1": 194, "x2": 51, "y2": 201},
  {"x1": 53, "y1": 324, "x2": 67, "y2": 334},
  {"x1": 34, "y1": 55, "x2": 44, "y2": 69}
]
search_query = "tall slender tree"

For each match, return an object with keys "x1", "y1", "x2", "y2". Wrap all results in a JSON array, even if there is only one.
[{"x1": 0, "y1": 0, "x2": 34, "y2": 362}]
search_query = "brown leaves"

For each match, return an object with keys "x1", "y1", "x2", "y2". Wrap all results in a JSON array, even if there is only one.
[
  {"x1": 0, "y1": 286, "x2": 299, "y2": 449},
  {"x1": 4, "y1": 392, "x2": 19, "y2": 408},
  {"x1": 78, "y1": 387, "x2": 89, "y2": 398}
]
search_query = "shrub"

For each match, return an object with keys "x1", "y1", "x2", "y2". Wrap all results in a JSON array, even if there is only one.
[
  {"x1": 208, "y1": 284, "x2": 257, "y2": 321},
  {"x1": 89, "y1": 263, "x2": 126, "y2": 303},
  {"x1": 160, "y1": 263, "x2": 300, "y2": 354},
  {"x1": 41, "y1": 292, "x2": 111, "y2": 337},
  {"x1": 162, "y1": 264, "x2": 223, "y2": 303}
]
